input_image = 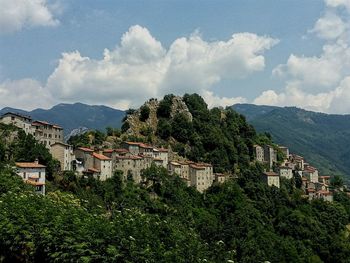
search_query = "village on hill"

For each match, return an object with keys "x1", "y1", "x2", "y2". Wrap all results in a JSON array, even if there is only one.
[{"x1": 0, "y1": 111, "x2": 343, "y2": 201}]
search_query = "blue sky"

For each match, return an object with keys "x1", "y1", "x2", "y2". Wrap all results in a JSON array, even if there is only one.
[{"x1": 1, "y1": 0, "x2": 350, "y2": 113}]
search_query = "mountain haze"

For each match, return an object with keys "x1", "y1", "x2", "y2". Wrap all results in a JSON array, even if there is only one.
[
  {"x1": 233, "y1": 103, "x2": 350, "y2": 179},
  {"x1": 0, "y1": 103, "x2": 125, "y2": 135}
]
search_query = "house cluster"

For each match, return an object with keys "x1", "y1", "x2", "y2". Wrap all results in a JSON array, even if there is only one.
[
  {"x1": 1, "y1": 112, "x2": 75, "y2": 195},
  {"x1": 254, "y1": 144, "x2": 334, "y2": 202},
  {"x1": 74, "y1": 141, "x2": 224, "y2": 192}
]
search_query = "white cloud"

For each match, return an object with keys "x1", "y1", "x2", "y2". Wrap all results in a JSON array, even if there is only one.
[
  {"x1": 202, "y1": 91, "x2": 247, "y2": 108},
  {"x1": 326, "y1": 0, "x2": 350, "y2": 10},
  {"x1": 0, "y1": 79, "x2": 56, "y2": 110},
  {"x1": 47, "y1": 25, "x2": 278, "y2": 109},
  {"x1": 311, "y1": 12, "x2": 346, "y2": 40},
  {"x1": 259, "y1": 0, "x2": 350, "y2": 113},
  {"x1": 0, "y1": 0, "x2": 59, "y2": 33}
]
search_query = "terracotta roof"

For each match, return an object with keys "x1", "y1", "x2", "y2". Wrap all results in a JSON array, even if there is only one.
[
  {"x1": 92, "y1": 152, "x2": 111, "y2": 161},
  {"x1": 139, "y1": 143, "x2": 153, "y2": 149},
  {"x1": 103, "y1": 149, "x2": 114, "y2": 153},
  {"x1": 155, "y1": 148, "x2": 169, "y2": 152},
  {"x1": 190, "y1": 164, "x2": 206, "y2": 170},
  {"x1": 170, "y1": 161, "x2": 181, "y2": 166},
  {"x1": 52, "y1": 125, "x2": 63, "y2": 129},
  {"x1": 77, "y1": 147, "x2": 94, "y2": 152},
  {"x1": 263, "y1": 172, "x2": 279, "y2": 176},
  {"x1": 307, "y1": 188, "x2": 315, "y2": 192},
  {"x1": 16, "y1": 162, "x2": 46, "y2": 168},
  {"x1": 115, "y1": 148, "x2": 129, "y2": 153},
  {"x1": 153, "y1": 158, "x2": 163, "y2": 162},
  {"x1": 125, "y1": 141, "x2": 142, "y2": 146},
  {"x1": 116, "y1": 155, "x2": 142, "y2": 160}
]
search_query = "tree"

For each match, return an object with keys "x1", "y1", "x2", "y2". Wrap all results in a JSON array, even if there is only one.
[{"x1": 139, "y1": 105, "x2": 150, "y2": 122}]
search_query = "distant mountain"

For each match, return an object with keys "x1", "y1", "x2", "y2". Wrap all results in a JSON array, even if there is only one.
[
  {"x1": 233, "y1": 103, "x2": 350, "y2": 179},
  {"x1": 0, "y1": 103, "x2": 125, "y2": 136}
]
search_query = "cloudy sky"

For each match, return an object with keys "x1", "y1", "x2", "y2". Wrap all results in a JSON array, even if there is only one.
[{"x1": 0, "y1": 0, "x2": 350, "y2": 113}]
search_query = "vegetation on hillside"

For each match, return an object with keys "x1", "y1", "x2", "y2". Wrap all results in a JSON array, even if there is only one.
[{"x1": 1, "y1": 96, "x2": 350, "y2": 262}]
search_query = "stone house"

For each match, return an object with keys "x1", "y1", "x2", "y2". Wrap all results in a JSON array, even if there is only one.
[
  {"x1": 261, "y1": 171, "x2": 280, "y2": 188},
  {"x1": 15, "y1": 160, "x2": 46, "y2": 195},
  {"x1": 74, "y1": 147, "x2": 94, "y2": 173},
  {"x1": 31, "y1": 120, "x2": 64, "y2": 148},
  {"x1": 189, "y1": 163, "x2": 214, "y2": 193},
  {"x1": 290, "y1": 154, "x2": 304, "y2": 170},
  {"x1": 91, "y1": 152, "x2": 113, "y2": 181},
  {"x1": 50, "y1": 142, "x2": 75, "y2": 171},
  {"x1": 152, "y1": 148, "x2": 169, "y2": 168},
  {"x1": 0, "y1": 112, "x2": 33, "y2": 135},
  {"x1": 115, "y1": 155, "x2": 144, "y2": 183},
  {"x1": 278, "y1": 166, "x2": 293, "y2": 179},
  {"x1": 263, "y1": 145, "x2": 277, "y2": 168},
  {"x1": 168, "y1": 161, "x2": 182, "y2": 176},
  {"x1": 303, "y1": 166, "x2": 319, "y2": 183},
  {"x1": 253, "y1": 145, "x2": 264, "y2": 162},
  {"x1": 214, "y1": 173, "x2": 230, "y2": 183}
]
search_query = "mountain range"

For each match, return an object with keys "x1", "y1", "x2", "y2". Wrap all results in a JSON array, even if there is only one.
[
  {"x1": 0, "y1": 103, "x2": 125, "y2": 136},
  {"x1": 233, "y1": 103, "x2": 350, "y2": 180}
]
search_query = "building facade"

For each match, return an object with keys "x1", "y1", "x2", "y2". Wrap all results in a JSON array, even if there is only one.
[
  {"x1": 50, "y1": 142, "x2": 75, "y2": 171},
  {"x1": 15, "y1": 161, "x2": 46, "y2": 195}
]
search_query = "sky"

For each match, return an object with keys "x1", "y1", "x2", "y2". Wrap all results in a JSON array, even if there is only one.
[{"x1": 0, "y1": 0, "x2": 350, "y2": 113}]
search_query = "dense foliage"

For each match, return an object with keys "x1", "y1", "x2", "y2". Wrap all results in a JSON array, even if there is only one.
[
  {"x1": 1, "y1": 97, "x2": 350, "y2": 262},
  {"x1": 156, "y1": 94, "x2": 261, "y2": 173},
  {"x1": 1, "y1": 164, "x2": 350, "y2": 262}
]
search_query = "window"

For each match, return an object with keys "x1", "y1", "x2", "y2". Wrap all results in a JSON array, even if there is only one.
[
  {"x1": 38, "y1": 172, "x2": 41, "y2": 178},
  {"x1": 23, "y1": 172, "x2": 26, "y2": 179}
]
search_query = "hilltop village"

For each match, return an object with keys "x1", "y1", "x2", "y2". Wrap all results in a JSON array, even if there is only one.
[{"x1": 0, "y1": 111, "x2": 339, "y2": 200}]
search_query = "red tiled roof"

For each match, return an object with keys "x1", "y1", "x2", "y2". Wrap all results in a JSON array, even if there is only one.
[
  {"x1": 115, "y1": 148, "x2": 129, "y2": 153},
  {"x1": 16, "y1": 162, "x2": 46, "y2": 168},
  {"x1": 92, "y1": 152, "x2": 111, "y2": 161},
  {"x1": 77, "y1": 147, "x2": 94, "y2": 152},
  {"x1": 116, "y1": 155, "x2": 142, "y2": 160},
  {"x1": 263, "y1": 172, "x2": 279, "y2": 176},
  {"x1": 103, "y1": 149, "x2": 114, "y2": 153},
  {"x1": 190, "y1": 164, "x2": 206, "y2": 170},
  {"x1": 155, "y1": 148, "x2": 169, "y2": 152}
]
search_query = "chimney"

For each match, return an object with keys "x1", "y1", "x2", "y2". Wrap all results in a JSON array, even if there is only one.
[{"x1": 34, "y1": 158, "x2": 39, "y2": 164}]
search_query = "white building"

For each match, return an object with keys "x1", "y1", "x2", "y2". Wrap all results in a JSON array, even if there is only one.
[
  {"x1": 303, "y1": 166, "x2": 319, "y2": 183},
  {"x1": 189, "y1": 163, "x2": 214, "y2": 193},
  {"x1": 15, "y1": 160, "x2": 46, "y2": 195},
  {"x1": 262, "y1": 171, "x2": 280, "y2": 188}
]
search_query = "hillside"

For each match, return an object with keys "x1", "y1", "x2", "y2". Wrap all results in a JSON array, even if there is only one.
[
  {"x1": 0, "y1": 103, "x2": 125, "y2": 135},
  {"x1": 233, "y1": 103, "x2": 350, "y2": 178},
  {"x1": 1, "y1": 96, "x2": 350, "y2": 262}
]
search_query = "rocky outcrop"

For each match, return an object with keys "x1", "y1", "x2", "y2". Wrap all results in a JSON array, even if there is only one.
[{"x1": 123, "y1": 96, "x2": 193, "y2": 139}]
